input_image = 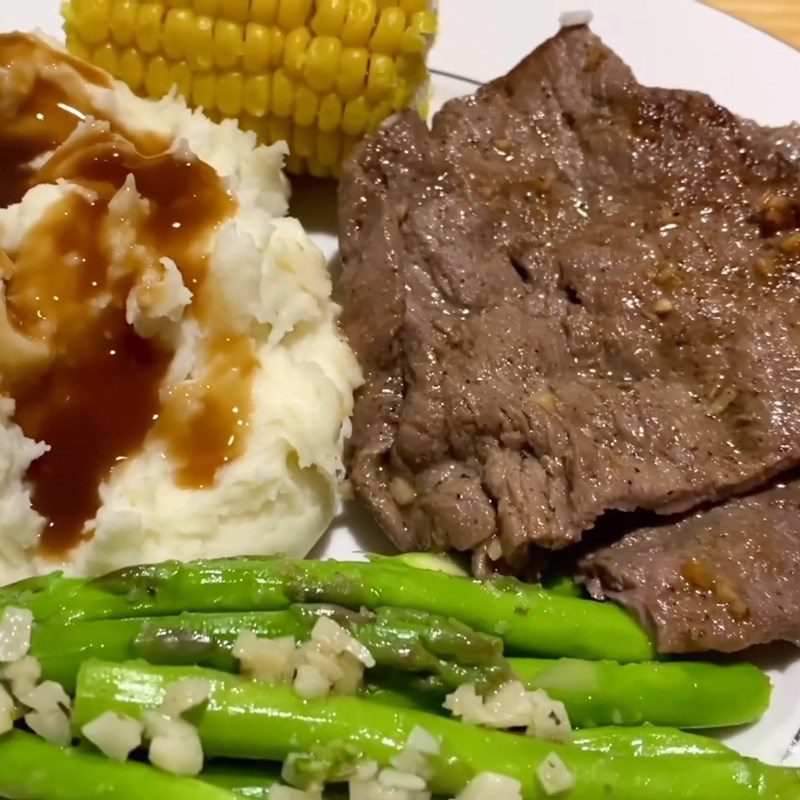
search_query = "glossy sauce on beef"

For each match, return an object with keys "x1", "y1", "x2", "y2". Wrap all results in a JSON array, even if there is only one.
[{"x1": 0, "y1": 34, "x2": 254, "y2": 553}]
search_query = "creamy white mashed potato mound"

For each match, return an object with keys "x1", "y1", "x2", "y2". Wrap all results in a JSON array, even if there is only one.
[
  {"x1": 0, "y1": 38, "x2": 361, "y2": 581},
  {"x1": 0, "y1": 399, "x2": 47, "y2": 572}
]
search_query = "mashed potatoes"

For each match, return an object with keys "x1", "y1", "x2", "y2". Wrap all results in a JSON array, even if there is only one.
[{"x1": 0, "y1": 34, "x2": 361, "y2": 582}]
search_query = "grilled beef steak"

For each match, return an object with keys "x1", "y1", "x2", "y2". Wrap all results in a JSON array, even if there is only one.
[
  {"x1": 339, "y1": 27, "x2": 800, "y2": 578},
  {"x1": 581, "y1": 479, "x2": 800, "y2": 653}
]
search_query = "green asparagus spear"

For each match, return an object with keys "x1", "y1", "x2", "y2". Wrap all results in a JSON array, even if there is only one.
[
  {"x1": 13, "y1": 557, "x2": 654, "y2": 661},
  {"x1": 571, "y1": 727, "x2": 736, "y2": 758},
  {"x1": 0, "y1": 729, "x2": 237, "y2": 800},
  {"x1": 74, "y1": 660, "x2": 800, "y2": 800},
  {"x1": 365, "y1": 653, "x2": 771, "y2": 731},
  {"x1": 202, "y1": 727, "x2": 735, "y2": 778},
  {"x1": 511, "y1": 657, "x2": 771, "y2": 729},
  {"x1": 198, "y1": 730, "x2": 731, "y2": 800},
  {"x1": 201, "y1": 762, "x2": 281, "y2": 798},
  {"x1": 387, "y1": 552, "x2": 471, "y2": 577},
  {"x1": 367, "y1": 686, "x2": 740, "y2": 759},
  {"x1": 197, "y1": 732, "x2": 732, "y2": 800},
  {"x1": 31, "y1": 605, "x2": 510, "y2": 693}
]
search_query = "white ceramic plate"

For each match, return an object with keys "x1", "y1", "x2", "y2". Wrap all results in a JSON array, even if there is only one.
[{"x1": 7, "y1": 0, "x2": 800, "y2": 768}]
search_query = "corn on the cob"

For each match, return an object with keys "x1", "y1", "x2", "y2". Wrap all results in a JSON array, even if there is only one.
[{"x1": 61, "y1": 0, "x2": 437, "y2": 177}]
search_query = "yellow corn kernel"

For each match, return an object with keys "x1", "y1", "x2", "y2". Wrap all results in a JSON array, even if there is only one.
[
  {"x1": 164, "y1": 0, "x2": 191, "y2": 7},
  {"x1": 92, "y1": 42, "x2": 119, "y2": 75},
  {"x1": 366, "y1": 53, "x2": 395, "y2": 100},
  {"x1": 162, "y1": 8, "x2": 193, "y2": 59},
  {"x1": 243, "y1": 74, "x2": 271, "y2": 116},
  {"x1": 186, "y1": 14, "x2": 214, "y2": 69},
  {"x1": 69, "y1": 0, "x2": 111, "y2": 45},
  {"x1": 220, "y1": 0, "x2": 249, "y2": 22},
  {"x1": 213, "y1": 19, "x2": 243, "y2": 68},
  {"x1": 242, "y1": 23, "x2": 270, "y2": 72},
  {"x1": 369, "y1": 6, "x2": 405, "y2": 54},
  {"x1": 250, "y1": 0, "x2": 278, "y2": 24},
  {"x1": 399, "y1": 0, "x2": 425, "y2": 12},
  {"x1": 336, "y1": 46, "x2": 368, "y2": 98},
  {"x1": 135, "y1": 3, "x2": 166, "y2": 53},
  {"x1": 316, "y1": 129, "x2": 341, "y2": 166},
  {"x1": 341, "y1": 0, "x2": 376, "y2": 46},
  {"x1": 276, "y1": 0, "x2": 312, "y2": 30},
  {"x1": 303, "y1": 35, "x2": 341, "y2": 92},
  {"x1": 292, "y1": 124, "x2": 315, "y2": 157},
  {"x1": 283, "y1": 26, "x2": 312, "y2": 78},
  {"x1": 395, "y1": 52, "x2": 424, "y2": 83},
  {"x1": 400, "y1": 25, "x2": 425, "y2": 53},
  {"x1": 193, "y1": 0, "x2": 220, "y2": 15},
  {"x1": 375, "y1": 0, "x2": 398, "y2": 9},
  {"x1": 266, "y1": 26, "x2": 285, "y2": 67},
  {"x1": 107, "y1": 0, "x2": 138, "y2": 44},
  {"x1": 410, "y1": 8, "x2": 435, "y2": 36},
  {"x1": 268, "y1": 113, "x2": 292, "y2": 144},
  {"x1": 145, "y1": 55, "x2": 173, "y2": 97},
  {"x1": 391, "y1": 80, "x2": 413, "y2": 111},
  {"x1": 169, "y1": 60, "x2": 193, "y2": 95},
  {"x1": 342, "y1": 95, "x2": 369, "y2": 135},
  {"x1": 293, "y1": 84, "x2": 319, "y2": 126},
  {"x1": 368, "y1": 98, "x2": 393, "y2": 129},
  {"x1": 271, "y1": 68, "x2": 295, "y2": 117},
  {"x1": 70, "y1": 0, "x2": 110, "y2": 46},
  {"x1": 65, "y1": 32, "x2": 92, "y2": 63},
  {"x1": 217, "y1": 72, "x2": 244, "y2": 115},
  {"x1": 317, "y1": 92, "x2": 342, "y2": 132},
  {"x1": 118, "y1": 47, "x2": 145, "y2": 89},
  {"x1": 191, "y1": 71, "x2": 216, "y2": 108},
  {"x1": 310, "y1": 0, "x2": 347, "y2": 36}
]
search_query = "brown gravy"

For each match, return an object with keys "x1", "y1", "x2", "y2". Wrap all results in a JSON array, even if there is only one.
[
  {"x1": 0, "y1": 33, "x2": 111, "y2": 209},
  {"x1": 157, "y1": 336, "x2": 259, "y2": 489},
  {"x1": 0, "y1": 34, "x2": 255, "y2": 554}
]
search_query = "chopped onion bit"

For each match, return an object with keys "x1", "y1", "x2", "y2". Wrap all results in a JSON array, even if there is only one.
[
  {"x1": 444, "y1": 681, "x2": 572, "y2": 743},
  {"x1": 2, "y1": 655, "x2": 41, "y2": 701},
  {"x1": 349, "y1": 771, "x2": 431, "y2": 800},
  {"x1": 161, "y1": 677, "x2": 211, "y2": 717},
  {"x1": 310, "y1": 617, "x2": 376, "y2": 668},
  {"x1": 18, "y1": 677, "x2": 73, "y2": 747},
  {"x1": 233, "y1": 620, "x2": 375, "y2": 700},
  {"x1": 406, "y1": 727, "x2": 440, "y2": 756},
  {"x1": 390, "y1": 726, "x2": 440, "y2": 780},
  {"x1": 82, "y1": 711, "x2": 144, "y2": 762},
  {"x1": 19, "y1": 680, "x2": 71, "y2": 713},
  {"x1": 537, "y1": 752, "x2": 576, "y2": 796},
  {"x1": 25, "y1": 706, "x2": 71, "y2": 747},
  {"x1": 348, "y1": 733, "x2": 437, "y2": 800},
  {"x1": 0, "y1": 607, "x2": 33, "y2": 663},
  {"x1": 0, "y1": 683, "x2": 15, "y2": 734},
  {"x1": 234, "y1": 633, "x2": 296, "y2": 684},
  {"x1": 144, "y1": 710, "x2": 204, "y2": 776},
  {"x1": 378, "y1": 770, "x2": 426, "y2": 791},
  {"x1": 456, "y1": 773, "x2": 523, "y2": 800},
  {"x1": 294, "y1": 662, "x2": 332, "y2": 700}
]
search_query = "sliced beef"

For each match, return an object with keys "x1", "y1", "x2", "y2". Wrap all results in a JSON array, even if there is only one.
[
  {"x1": 580, "y1": 479, "x2": 800, "y2": 653},
  {"x1": 339, "y1": 25, "x2": 800, "y2": 570}
]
